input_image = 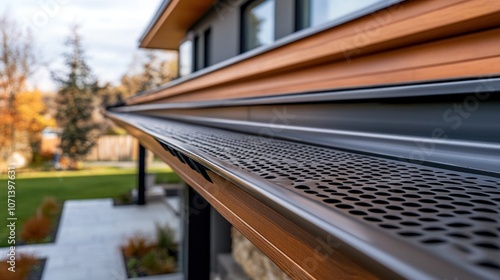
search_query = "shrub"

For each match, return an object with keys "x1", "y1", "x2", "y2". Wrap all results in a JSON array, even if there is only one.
[
  {"x1": 155, "y1": 223, "x2": 176, "y2": 251},
  {"x1": 40, "y1": 150, "x2": 55, "y2": 161},
  {"x1": 0, "y1": 252, "x2": 39, "y2": 280},
  {"x1": 39, "y1": 197, "x2": 59, "y2": 217},
  {"x1": 122, "y1": 234, "x2": 154, "y2": 258},
  {"x1": 115, "y1": 192, "x2": 133, "y2": 205},
  {"x1": 20, "y1": 197, "x2": 60, "y2": 244},
  {"x1": 20, "y1": 215, "x2": 52, "y2": 243},
  {"x1": 126, "y1": 257, "x2": 139, "y2": 278},
  {"x1": 122, "y1": 225, "x2": 179, "y2": 277},
  {"x1": 139, "y1": 251, "x2": 176, "y2": 275}
]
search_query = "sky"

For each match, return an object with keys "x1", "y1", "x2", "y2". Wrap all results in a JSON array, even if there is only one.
[{"x1": 1, "y1": 0, "x2": 166, "y2": 92}]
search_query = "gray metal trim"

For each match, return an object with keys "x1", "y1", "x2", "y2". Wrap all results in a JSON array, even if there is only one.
[
  {"x1": 111, "y1": 78, "x2": 500, "y2": 175},
  {"x1": 112, "y1": 77, "x2": 500, "y2": 112},
  {"x1": 133, "y1": 0, "x2": 404, "y2": 99}
]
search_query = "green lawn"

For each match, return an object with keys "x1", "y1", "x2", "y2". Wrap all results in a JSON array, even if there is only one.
[{"x1": 0, "y1": 167, "x2": 180, "y2": 247}]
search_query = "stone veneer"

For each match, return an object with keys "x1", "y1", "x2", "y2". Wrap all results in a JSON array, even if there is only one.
[{"x1": 231, "y1": 227, "x2": 290, "y2": 280}]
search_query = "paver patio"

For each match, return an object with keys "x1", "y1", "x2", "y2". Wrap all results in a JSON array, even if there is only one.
[{"x1": 0, "y1": 199, "x2": 182, "y2": 280}]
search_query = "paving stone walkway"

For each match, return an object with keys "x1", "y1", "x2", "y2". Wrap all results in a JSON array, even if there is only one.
[{"x1": 0, "y1": 199, "x2": 182, "y2": 280}]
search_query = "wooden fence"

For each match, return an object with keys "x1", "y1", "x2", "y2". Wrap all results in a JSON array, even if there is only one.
[{"x1": 85, "y1": 135, "x2": 138, "y2": 161}]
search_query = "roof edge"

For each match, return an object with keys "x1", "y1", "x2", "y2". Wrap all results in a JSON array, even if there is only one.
[{"x1": 138, "y1": 0, "x2": 172, "y2": 47}]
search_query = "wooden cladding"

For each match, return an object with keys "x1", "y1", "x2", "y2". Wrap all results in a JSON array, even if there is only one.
[
  {"x1": 161, "y1": 28, "x2": 500, "y2": 103},
  {"x1": 129, "y1": 0, "x2": 500, "y2": 105},
  {"x1": 108, "y1": 114, "x2": 381, "y2": 280}
]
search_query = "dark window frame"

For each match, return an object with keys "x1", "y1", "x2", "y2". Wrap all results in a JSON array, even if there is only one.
[
  {"x1": 193, "y1": 35, "x2": 200, "y2": 72},
  {"x1": 293, "y1": 0, "x2": 304, "y2": 32},
  {"x1": 203, "y1": 28, "x2": 212, "y2": 68},
  {"x1": 294, "y1": 0, "x2": 306, "y2": 31}
]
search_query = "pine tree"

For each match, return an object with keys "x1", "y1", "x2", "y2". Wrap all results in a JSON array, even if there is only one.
[{"x1": 53, "y1": 26, "x2": 99, "y2": 168}]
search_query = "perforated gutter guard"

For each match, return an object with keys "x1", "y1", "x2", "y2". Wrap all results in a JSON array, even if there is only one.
[{"x1": 106, "y1": 111, "x2": 500, "y2": 280}]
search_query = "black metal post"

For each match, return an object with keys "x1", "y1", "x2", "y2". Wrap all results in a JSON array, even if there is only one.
[
  {"x1": 137, "y1": 143, "x2": 146, "y2": 205},
  {"x1": 183, "y1": 185, "x2": 210, "y2": 280}
]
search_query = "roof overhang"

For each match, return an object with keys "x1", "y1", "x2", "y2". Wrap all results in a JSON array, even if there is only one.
[{"x1": 139, "y1": 0, "x2": 215, "y2": 50}]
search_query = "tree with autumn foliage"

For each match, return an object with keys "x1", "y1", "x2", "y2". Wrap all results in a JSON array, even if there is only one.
[
  {"x1": 0, "y1": 14, "x2": 44, "y2": 164},
  {"x1": 14, "y1": 89, "x2": 55, "y2": 153},
  {"x1": 0, "y1": 89, "x2": 53, "y2": 162},
  {"x1": 53, "y1": 26, "x2": 100, "y2": 168},
  {"x1": 0, "y1": 14, "x2": 36, "y2": 98}
]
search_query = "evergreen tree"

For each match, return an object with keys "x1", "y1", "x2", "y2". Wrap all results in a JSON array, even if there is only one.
[{"x1": 53, "y1": 26, "x2": 99, "y2": 167}]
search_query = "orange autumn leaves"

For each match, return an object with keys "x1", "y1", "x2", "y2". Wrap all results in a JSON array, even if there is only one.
[
  {"x1": 16, "y1": 90, "x2": 53, "y2": 131},
  {"x1": 0, "y1": 89, "x2": 55, "y2": 155}
]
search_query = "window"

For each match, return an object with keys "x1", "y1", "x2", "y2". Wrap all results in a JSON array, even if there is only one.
[
  {"x1": 296, "y1": 0, "x2": 384, "y2": 30},
  {"x1": 242, "y1": 0, "x2": 275, "y2": 52},
  {"x1": 179, "y1": 40, "x2": 193, "y2": 77},
  {"x1": 193, "y1": 35, "x2": 200, "y2": 72},
  {"x1": 203, "y1": 28, "x2": 211, "y2": 68}
]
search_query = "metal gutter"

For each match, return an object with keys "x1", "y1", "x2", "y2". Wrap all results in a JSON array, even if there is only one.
[
  {"x1": 114, "y1": 77, "x2": 500, "y2": 111},
  {"x1": 106, "y1": 111, "x2": 500, "y2": 280}
]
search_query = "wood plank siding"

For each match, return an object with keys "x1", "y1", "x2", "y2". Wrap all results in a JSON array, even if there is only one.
[{"x1": 129, "y1": 0, "x2": 500, "y2": 105}]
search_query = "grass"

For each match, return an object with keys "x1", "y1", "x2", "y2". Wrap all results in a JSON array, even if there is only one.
[
  {"x1": 0, "y1": 166, "x2": 180, "y2": 247},
  {"x1": 1, "y1": 166, "x2": 174, "y2": 179}
]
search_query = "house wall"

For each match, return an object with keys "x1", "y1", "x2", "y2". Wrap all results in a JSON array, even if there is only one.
[{"x1": 187, "y1": 0, "x2": 296, "y2": 68}]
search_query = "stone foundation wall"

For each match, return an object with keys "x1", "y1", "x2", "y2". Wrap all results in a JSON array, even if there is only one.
[{"x1": 231, "y1": 227, "x2": 290, "y2": 280}]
